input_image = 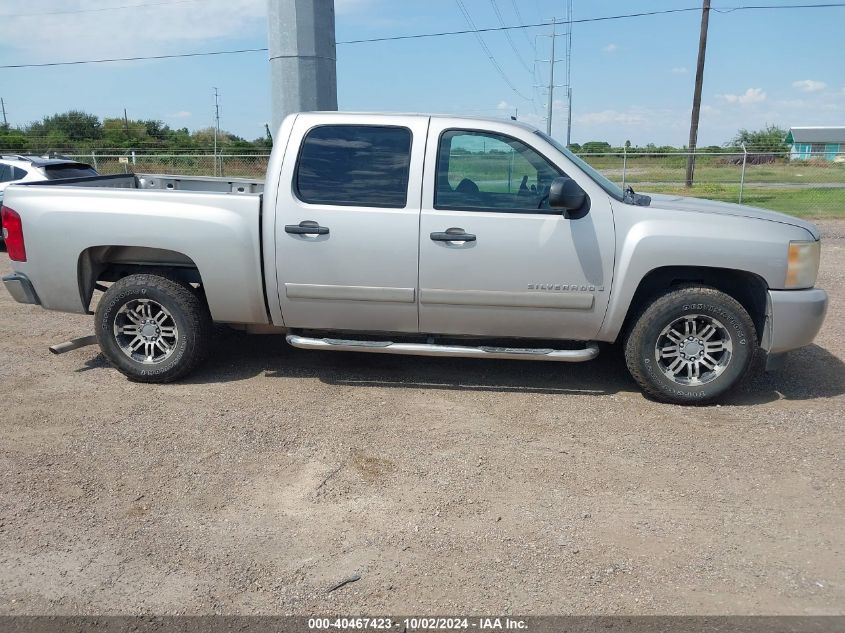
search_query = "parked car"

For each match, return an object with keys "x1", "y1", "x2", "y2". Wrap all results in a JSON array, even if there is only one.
[
  {"x1": 0, "y1": 113, "x2": 828, "y2": 404},
  {"x1": 1, "y1": 155, "x2": 99, "y2": 240},
  {"x1": 0, "y1": 155, "x2": 99, "y2": 198}
]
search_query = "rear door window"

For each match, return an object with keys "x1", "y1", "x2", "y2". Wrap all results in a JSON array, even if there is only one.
[{"x1": 295, "y1": 125, "x2": 412, "y2": 208}]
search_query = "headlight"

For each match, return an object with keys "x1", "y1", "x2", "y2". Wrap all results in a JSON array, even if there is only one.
[{"x1": 785, "y1": 240, "x2": 820, "y2": 289}]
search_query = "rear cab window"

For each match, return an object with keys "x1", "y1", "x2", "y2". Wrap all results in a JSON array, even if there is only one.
[{"x1": 294, "y1": 124, "x2": 412, "y2": 208}]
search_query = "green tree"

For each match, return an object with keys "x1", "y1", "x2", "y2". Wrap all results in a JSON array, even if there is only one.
[
  {"x1": 0, "y1": 128, "x2": 29, "y2": 152},
  {"x1": 27, "y1": 110, "x2": 103, "y2": 142},
  {"x1": 581, "y1": 141, "x2": 612, "y2": 153},
  {"x1": 729, "y1": 125, "x2": 789, "y2": 153}
]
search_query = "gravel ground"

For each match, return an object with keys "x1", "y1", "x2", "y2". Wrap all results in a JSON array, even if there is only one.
[{"x1": 0, "y1": 221, "x2": 843, "y2": 615}]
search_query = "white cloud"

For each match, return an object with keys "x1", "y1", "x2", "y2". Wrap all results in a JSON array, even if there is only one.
[
  {"x1": 792, "y1": 79, "x2": 827, "y2": 93},
  {"x1": 4, "y1": 0, "x2": 268, "y2": 60},
  {"x1": 671, "y1": 67, "x2": 688, "y2": 74},
  {"x1": 719, "y1": 88, "x2": 767, "y2": 105},
  {"x1": 170, "y1": 111, "x2": 192, "y2": 119},
  {"x1": 496, "y1": 101, "x2": 511, "y2": 111},
  {"x1": 602, "y1": 44, "x2": 618, "y2": 53},
  {"x1": 778, "y1": 99, "x2": 808, "y2": 108}
]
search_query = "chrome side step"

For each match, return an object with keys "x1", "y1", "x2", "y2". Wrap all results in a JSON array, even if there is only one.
[{"x1": 285, "y1": 334, "x2": 599, "y2": 363}]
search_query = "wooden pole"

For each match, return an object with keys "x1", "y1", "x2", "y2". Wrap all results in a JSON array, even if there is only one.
[{"x1": 685, "y1": 0, "x2": 710, "y2": 188}]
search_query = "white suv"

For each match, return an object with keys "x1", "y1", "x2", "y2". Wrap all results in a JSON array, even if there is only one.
[
  {"x1": 1, "y1": 155, "x2": 99, "y2": 244},
  {"x1": 1, "y1": 155, "x2": 98, "y2": 203}
]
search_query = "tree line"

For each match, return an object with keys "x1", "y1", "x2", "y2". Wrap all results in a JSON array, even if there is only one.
[
  {"x1": 0, "y1": 110, "x2": 790, "y2": 155},
  {"x1": 572, "y1": 125, "x2": 790, "y2": 154},
  {"x1": 0, "y1": 110, "x2": 272, "y2": 153}
]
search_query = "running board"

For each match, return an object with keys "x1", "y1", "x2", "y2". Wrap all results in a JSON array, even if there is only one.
[{"x1": 285, "y1": 335, "x2": 599, "y2": 362}]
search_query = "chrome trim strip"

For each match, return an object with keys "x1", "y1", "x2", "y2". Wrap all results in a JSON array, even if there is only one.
[
  {"x1": 284, "y1": 283, "x2": 415, "y2": 303},
  {"x1": 419, "y1": 288, "x2": 594, "y2": 310},
  {"x1": 286, "y1": 334, "x2": 600, "y2": 362}
]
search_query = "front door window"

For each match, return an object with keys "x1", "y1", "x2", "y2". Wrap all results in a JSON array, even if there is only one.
[{"x1": 435, "y1": 130, "x2": 563, "y2": 213}]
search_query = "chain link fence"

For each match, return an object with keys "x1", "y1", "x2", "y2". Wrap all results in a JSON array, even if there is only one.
[
  {"x1": 52, "y1": 149, "x2": 845, "y2": 219},
  {"x1": 578, "y1": 150, "x2": 845, "y2": 218},
  {"x1": 65, "y1": 151, "x2": 271, "y2": 180}
]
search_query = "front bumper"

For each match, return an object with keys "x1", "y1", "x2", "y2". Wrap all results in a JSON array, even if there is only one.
[
  {"x1": 2, "y1": 272, "x2": 40, "y2": 305},
  {"x1": 765, "y1": 288, "x2": 828, "y2": 355}
]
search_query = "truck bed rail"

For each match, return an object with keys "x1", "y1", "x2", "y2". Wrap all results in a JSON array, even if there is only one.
[{"x1": 16, "y1": 172, "x2": 264, "y2": 194}]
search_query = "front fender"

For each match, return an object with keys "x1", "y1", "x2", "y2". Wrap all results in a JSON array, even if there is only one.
[{"x1": 597, "y1": 211, "x2": 801, "y2": 341}]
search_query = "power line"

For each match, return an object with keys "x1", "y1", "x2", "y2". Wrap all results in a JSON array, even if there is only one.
[
  {"x1": 0, "y1": 48, "x2": 269, "y2": 69},
  {"x1": 490, "y1": 0, "x2": 533, "y2": 73},
  {"x1": 1, "y1": 3, "x2": 843, "y2": 70},
  {"x1": 454, "y1": 0, "x2": 531, "y2": 102},
  {"x1": 0, "y1": 0, "x2": 199, "y2": 19},
  {"x1": 338, "y1": 3, "x2": 845, "y2": 44},
  {"x1": 509, "y1": 0, "x2": 536, "y2": 52}
]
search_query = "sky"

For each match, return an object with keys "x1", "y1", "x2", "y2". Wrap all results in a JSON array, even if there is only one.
[{"x1": 0, "y1": 0, "x2": 843, "y2": 147}]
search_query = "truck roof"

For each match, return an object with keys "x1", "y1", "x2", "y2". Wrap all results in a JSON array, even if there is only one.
[{"x1": 299, "y1": 111, "x2": 541, "y2": 133}]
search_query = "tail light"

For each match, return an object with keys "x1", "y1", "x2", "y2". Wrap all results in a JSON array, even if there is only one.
[{"x1": 1, "y1": 206, "x2": 26, "y2": 262}]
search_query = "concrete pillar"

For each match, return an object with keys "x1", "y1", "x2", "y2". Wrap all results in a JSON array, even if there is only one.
[{"x1": 267, "y1": 0, "x2": 338, "y2": 135}]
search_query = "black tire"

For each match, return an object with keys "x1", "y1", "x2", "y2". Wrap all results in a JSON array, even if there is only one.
[
  {"x1": 624, "y1": 286, "x2": 758, "y2": 405},
  {"x1": 95, "y1": 274, "x2": 212, "y2": 383}
]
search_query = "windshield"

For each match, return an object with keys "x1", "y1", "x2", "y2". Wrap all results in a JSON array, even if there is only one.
[{"x1": 534, "y1": 130, "x2": 624, "y2": 201}]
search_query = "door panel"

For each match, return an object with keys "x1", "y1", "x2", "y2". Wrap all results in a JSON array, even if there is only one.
[
  {"x1": 418, "y1": 121, "x2": 615, "y2": 340},
  {"x1": 274, "y1": 115, "x2": 429, "y2": 333}
]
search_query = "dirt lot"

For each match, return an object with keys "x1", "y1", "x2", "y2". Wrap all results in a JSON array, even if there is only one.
[{"x1": 1, "y1": 222, "x2": 843, "y2": 616}]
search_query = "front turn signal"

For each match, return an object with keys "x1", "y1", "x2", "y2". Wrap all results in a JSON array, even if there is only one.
[{"x1": 785, "y1": 240, "x2": 820, "y2": 289}]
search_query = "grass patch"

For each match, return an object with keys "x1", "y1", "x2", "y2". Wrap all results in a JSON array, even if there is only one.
[{"x1": 642, "y1": 184, "x2": 845, "y2": 219}]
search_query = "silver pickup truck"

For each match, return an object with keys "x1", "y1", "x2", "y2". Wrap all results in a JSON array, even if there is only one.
[{"x1": 1, "y1": 113, "x2": 828, "y2": 404}]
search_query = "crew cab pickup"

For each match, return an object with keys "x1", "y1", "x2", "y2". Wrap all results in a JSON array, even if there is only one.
[{"x1": 1, "y1": 113, "x2": 828, "y2": 403}]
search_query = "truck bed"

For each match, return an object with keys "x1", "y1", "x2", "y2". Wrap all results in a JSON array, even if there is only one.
[{"x1": 3, "y1": 174, "x2": 269, "y2": 325}]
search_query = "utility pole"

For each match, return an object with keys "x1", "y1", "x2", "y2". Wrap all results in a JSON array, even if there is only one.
[
  {"x1": 213, "y1": 87, "x2": 221, "y2": 177},
  {"x1": 546, "y1": 18, "x2": 556, "y2": 136},
  {"x1": 1, "y1": 98, "x2": 8, "y2": 130},
  {"x1": 267, "y1": 0, "x2": 338, "y2": 134},
  {"x1": 685, "y1": 0, "x2": 711, "y2": 187},
  {"x1": 535, "y1": 0, "x2": 572, "y2": 141},
  {"x1": 123, "y1": 108, "x2": 130, "y2": 138},
  {"x1": 565, "y1": 1, "x2": 573, "y2": 147}
]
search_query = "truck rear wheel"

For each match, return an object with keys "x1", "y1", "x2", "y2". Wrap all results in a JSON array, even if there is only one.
[
  {"x1": 624, "y1": 286, "x2": 757, "y2": 404},
  {"x1": 95, "y1": 274, "x2": 212, "y2": 383}
]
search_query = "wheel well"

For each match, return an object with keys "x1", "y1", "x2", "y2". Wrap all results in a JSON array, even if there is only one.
[
  {"x1": 623, "y1": 266, "x2": 768, "y2": 341},
  {"x1": 78, "y1": 246, "x2": 203, "y2": 311}
]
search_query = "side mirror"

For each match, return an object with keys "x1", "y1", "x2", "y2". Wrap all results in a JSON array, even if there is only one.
[{"x1": 549, "y1": 177, "x2": 588, "y2": 215}]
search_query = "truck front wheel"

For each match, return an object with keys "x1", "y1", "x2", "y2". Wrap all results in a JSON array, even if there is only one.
[
  {"x1": 95, "y1": 274, "x2": 212, "y2": 383},
  {"x1": 624, "y1": 286, "x2": 758, "y2": 404}
]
